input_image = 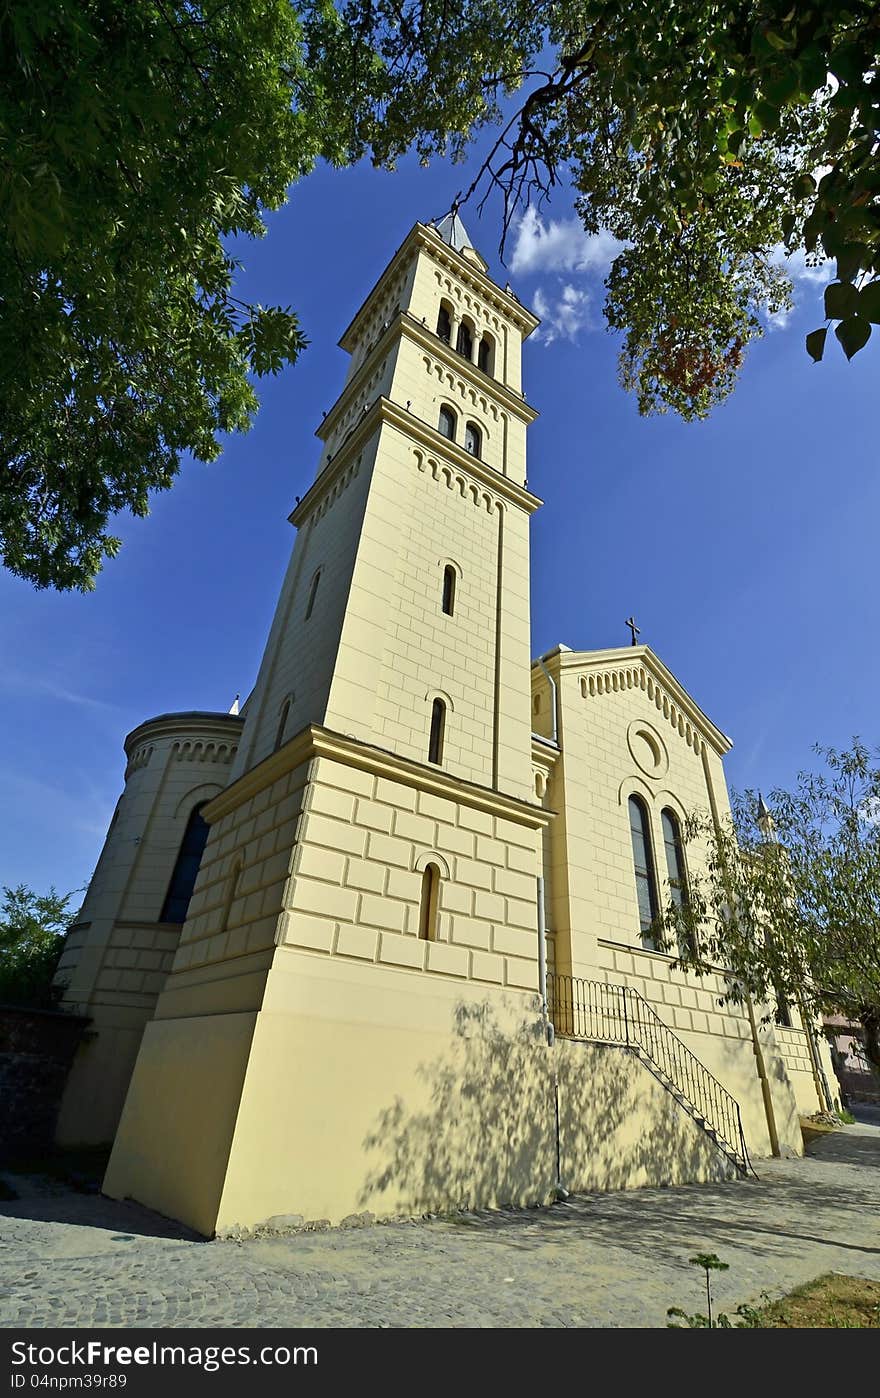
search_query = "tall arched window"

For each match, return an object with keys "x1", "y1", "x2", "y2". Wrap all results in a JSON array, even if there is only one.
[
  {"x1": 436, "y1": 303, "x2": 452, "y2": 343},
  {"x1": 661, "y1": 808, "x2": 693, "y2": 954},
  {"x1": 418, "y1": 863, "x2": 441, "y2": 940},
  {"x1": 160, "y1": 803, "x2": 210, "y2": 923},
  {"x1": 428, "y1": 698, "x2": 446, "y2": 764},
  {"x1": 628, "y1": 795, "x2": 659, "y2": 945},
  {"x1": 304, "y1": 568, "x2": 322, "y2": 620},
  {"x1": 438, "y1": 405, "x2": 456, "y2": 440},
  {"x1": 456, "y1": 319, "x2": 473, "y2": 359},
  {"x1": 464, "y1": 422, "x2": 481, "y2": 457},
  {"x1": 274, "y1": 697, "x2": 292, "y2": 752},
  {"x1": 478, "y1": 334, "x2": 494, "y2": 375},
  {"x1": 441, "y1": 565, "x2": 456, "y2": 616}
]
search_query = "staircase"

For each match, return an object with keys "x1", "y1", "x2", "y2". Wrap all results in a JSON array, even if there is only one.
[{"x1": 547, "y1": 972, "x2": 754, "y2": 1178}]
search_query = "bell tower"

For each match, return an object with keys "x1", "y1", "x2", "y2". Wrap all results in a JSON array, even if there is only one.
[
  {"x1": 230, "y1": 215, "x2": 539, "y2": 797},
  {"x1": 104, "y1": 218, "x2": 554, "y2": 1237}
]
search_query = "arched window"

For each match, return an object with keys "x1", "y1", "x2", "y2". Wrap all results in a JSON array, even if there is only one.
[
  {"x1": 464, "y1": 421, "x2": 481, "y2": 457},
  {"x1": 418, "y1": 863, "x2": 441, "y2": 941},
  {"x1": 274, "y1": 697, "x2": 291, "y2": 752},
  {"x1": 436, "y1": 303, "x2": 452, "y2": 343},
  {"x1": 661, "y1": 808, "x2": 693, "y2": 954},
  {"x1": 428, "y1": 698, "x2": 446, "y2": 764},
  {"x1": 628, "y1": 795, "x2": 659, "y2": 945},
  {"x1": 456, "y1": 319, "x2": 473, "y2": 360},
  {"x1": 438, "y1": 405, "x2": 456, "y2": 440},
  {"x1": 160, "y1": 803, "x2": 210, "y2": 923},
  {"x1": 478, "y1": 334, "x2": 494, "y2": 375},
  {"x1": 304, "y1": 568, "x2": 322, "y2": 620},
  {"x1": 441, "y1": 565, "x2": 456, "y2": 616}
]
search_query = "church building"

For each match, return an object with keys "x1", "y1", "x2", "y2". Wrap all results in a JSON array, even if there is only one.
[{"x1": 53, "y1": 216, "x2": 835, "y2": 1237}]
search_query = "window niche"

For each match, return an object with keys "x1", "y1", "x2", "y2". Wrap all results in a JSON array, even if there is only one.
[
  {"x1": 464, "y1": 422, "x2": 482, "y2": 458},
  {"x1": 160, "y1": 803, "x2": 211, "y2": 924},
  {"x1": 628, "y1": 794, "x2": 660, "y2": 948},
  {"x1": 428, "y1": 698, "x2": 446, "y2": 764},
  {"x1": 438, "y1": 405, "x2": 456, "y2": 441},
  {"x1": 418, "y1": 863, "x2": 441, "y2": 941},
  {"x1": 441, "y1": 565, "x2": 456, "y2": 616}
]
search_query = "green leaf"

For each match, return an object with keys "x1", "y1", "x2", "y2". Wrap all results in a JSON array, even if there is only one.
[
  {"x1": 836, "y1": 243, "x2": 868, "y2": 284},
  {"x1": 824, "y1": 281, "x2": 860, "y2": 320},
  {"x1": 805, "y1": 327, "x2": 827, "y2": 362},
  {"x1": 858, "y1": 280, "x2": 880, "y2": 324},
  {"x1": 834, "y1": 315, "x2": 872, "y2": 360},
  {"x1": 754, "y1": 100, "x2": 779, "y2": 133}
]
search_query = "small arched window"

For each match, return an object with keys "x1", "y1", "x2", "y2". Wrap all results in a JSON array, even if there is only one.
[
  {"x1": 160, "y1": 803, "x2": 210, "y2": 924},
  {"x1": 428, "y1": 698, "x2": 446, "y2": 764},
  {"x1": 456, "y1": 319, "x2": 473, "y2": 360},
  {"x1": 305, "y1": 568, "x2": 322, "y2": 620},
  {"x1": 464, "y1": 422, "x2": 481, "y2": 457},
  {"x1": 628, "y1": 795, "x2": 659, "y2": 945},
  {"x1": 662, "y1": 808, "x2": 693, "y2": 954},
  {"x1": 478, "y1": 334, "x2": 494, "y2": 375},
  {"x1": 274, "y1": 697, "x2": 292, "y2": 752},
  {"x1": 419, "y1": 863, "x2": 441, "y2": 941},
  {"x1": 437, "y1": 303, "x2": 452, "y2": 343},
  {"x1": 438, "y1": 405, "x2": 456, "y2": 440},
  {"x1": 441, "y1": 565, "x2": 456, "y2": 616}
]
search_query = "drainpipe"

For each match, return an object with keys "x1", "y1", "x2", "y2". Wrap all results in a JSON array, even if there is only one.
[
  {"x1": 538, "y1": 874, "x2": 566, "y2": 1198},
  {"x1": 702, "y1": 745, "x2": 781, "y2": 1156},
  {"x1": 536, "y1": 655, "x2": 559, "y2": 747},
  {"x1": 537, "y1": 875, "x2": 550, "y2": 1028}
]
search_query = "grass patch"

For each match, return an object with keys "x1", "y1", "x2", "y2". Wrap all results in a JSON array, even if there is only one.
[{"x1": 746, "y1": 1275, "x2": 880, "y2": 1328}]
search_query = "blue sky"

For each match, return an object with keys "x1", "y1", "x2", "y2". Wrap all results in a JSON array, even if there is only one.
[{"x1": 1, "y1": 143, "x2": 876, "y2": 902}]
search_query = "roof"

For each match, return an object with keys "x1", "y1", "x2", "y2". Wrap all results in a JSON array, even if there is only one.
[{"x1": 432, "y1": 211, "x2": 489, "y2": 271}]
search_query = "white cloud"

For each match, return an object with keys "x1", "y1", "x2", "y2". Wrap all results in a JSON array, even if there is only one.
[
  {"x1": 532, "y1": 284, "x2": 591, "y2": 346},
  {"x1": 510, "y1": 207, "x2": 624, "y2": 277},
  {"x1": 766, "y1": 246, "x2": 833, "y2": 329}
]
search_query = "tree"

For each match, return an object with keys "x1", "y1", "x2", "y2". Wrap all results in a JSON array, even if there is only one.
[
  {"x1": 0, "y1": 1, "x2": 532, "y2": 592},
  {"x1": 657, "y1": 740, "x2": 880, "y2": 1074},
  {"x1": 4, "y1": 4, "x2": 878, "y2": 591},
  {"x1": 0, "y1": 884, "x2": 77, "y2": 1007},
  {"x1": 378, "y1": 0, "x2": 879, "y2": 416}
]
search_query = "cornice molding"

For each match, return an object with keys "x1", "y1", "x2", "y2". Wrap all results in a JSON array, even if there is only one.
[
  {"x1": 382, "y1": 398, "x2": 542, "y2": 514},
  {"x1": 402, "y1": 317, "x2": 538, "y2": 423},
  {"x1": 536, "y1": 646, "x2": 731, "y2": 757},
  {"x1": 290, "y1": 397, "x2": 542, "y2": 527},
  {"x1": 338, "y1": 223, "x2": 539, "y2": 353},
  {"x1": 317, "y1": 312, "x2": 537, "y2": 449},
  {"x1": 202, "y1": 724, "x2": 554, "y2": 830},
  {"x1": 530, "y1": 737, "x2": 560, "y2": 771},
  {"x1": 123, "y1": 711, "x2": 244, "y2": 758}
]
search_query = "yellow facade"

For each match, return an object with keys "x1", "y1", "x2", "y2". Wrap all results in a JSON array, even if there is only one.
[{"x1": 60, "y1": 217, "x2": 834, "y2": 1236}]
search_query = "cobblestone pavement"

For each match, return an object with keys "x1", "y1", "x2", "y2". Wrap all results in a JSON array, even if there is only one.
[{"x1": 1, "y1": 1123, "x2": 878, "y2": 1328}]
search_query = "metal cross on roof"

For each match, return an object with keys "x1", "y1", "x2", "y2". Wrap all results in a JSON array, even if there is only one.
[{"x1": 625, "y1": 616, "x2": 640, "y2": 646}]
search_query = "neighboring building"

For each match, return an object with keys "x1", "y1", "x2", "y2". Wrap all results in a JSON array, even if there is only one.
[
  {"x1": 54, "y1": 216, "x2": 836, "y2": 1236},
  {"x1": 824, "y1": 1015, "x2": 880, "y2": 1104}
]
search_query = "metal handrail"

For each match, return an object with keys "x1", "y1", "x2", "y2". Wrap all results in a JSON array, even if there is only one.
[{"x1": 547, "y1": 972, "x2": 753, "y2": 1176}]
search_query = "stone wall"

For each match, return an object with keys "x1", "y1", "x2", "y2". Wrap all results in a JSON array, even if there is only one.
[{"x1": 0, "y1": 1005, "x2": 89, "y2": 1155}]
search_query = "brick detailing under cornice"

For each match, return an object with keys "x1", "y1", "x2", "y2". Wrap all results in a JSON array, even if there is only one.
[
  {"x1": 172, "y1": 740, "x2": 238, "y2": 765},
  {"x1": 580, "y1": 664, "x2": 704, "y2": 754},
  {"x1": 413, "y1": 447, "x2": 500, "y2": 515},
  {"x1": 125, "y1": 743, "x2": 154, "y2": 778},
  {"x1": 421, "y1": 353, "x2": 504, "y2": 424},
  {"x1": 307, "y1": 455, "x2": 362, "y2": 527},
  {"x1": 431, "y1": 265, "x2": 505, "y2": 336}
]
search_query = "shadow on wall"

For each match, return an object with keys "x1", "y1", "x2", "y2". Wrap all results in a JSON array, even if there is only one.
[
  {"x1": 356, "y1": 1001, "x2": 734, "y2": 1217},
  {"x1": 357, "y1": 1000, "x2": 556, "y2": 1215},
  {"x1": 557, "y1": 1040, "x2": 734, "y2": 1194}
]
